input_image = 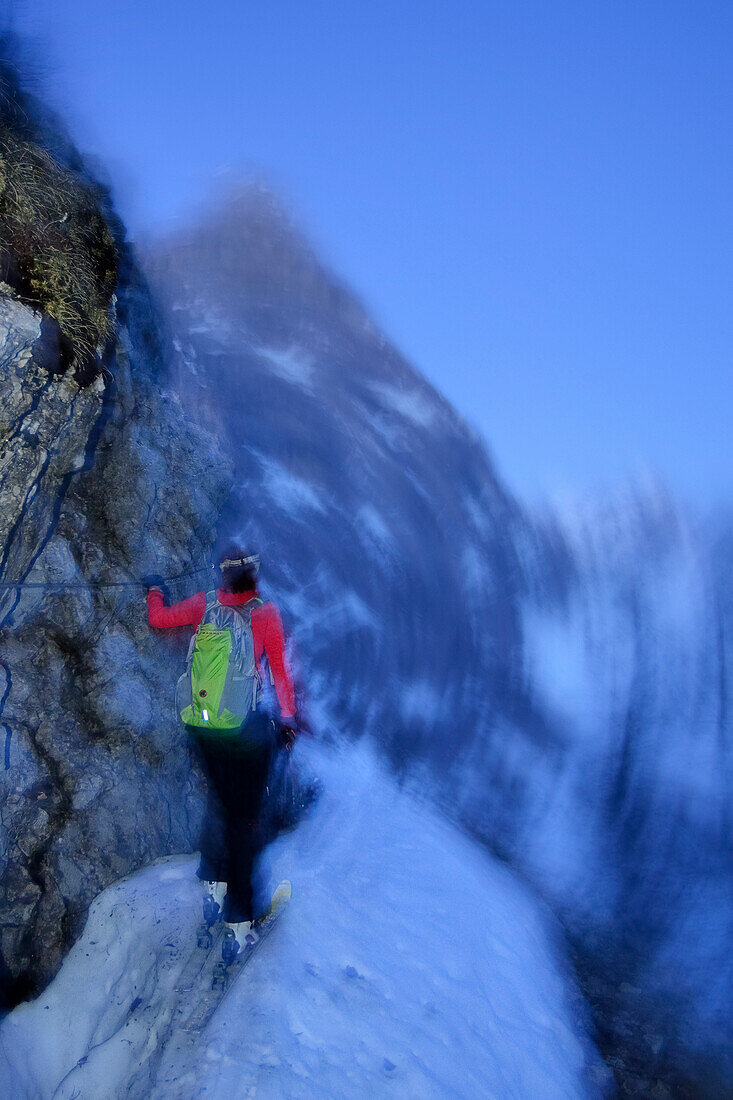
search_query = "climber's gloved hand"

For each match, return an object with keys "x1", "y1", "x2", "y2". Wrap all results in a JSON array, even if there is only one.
[
  {"x1": 141, "y1": 573, "x2": 168, "y2": 597},
  {"x1": 279, "y1": 720, "x2": 297, "y2": 752}
]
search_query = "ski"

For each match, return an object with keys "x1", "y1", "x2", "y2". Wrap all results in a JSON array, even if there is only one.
[
  {"x1": 128, "y1": 882, "x2": 291, "y2": 1097},
  {"x1": 125, "y1": 916, "x2": 227, "y2": 1099},
  {"x1": 182, "y1": 880, "x2": 292, "y2": 1036}
]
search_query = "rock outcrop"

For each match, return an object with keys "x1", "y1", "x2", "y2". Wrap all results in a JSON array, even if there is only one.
[{"x1": 0, "y1": 76, "x2": 231, "y2": 1003}]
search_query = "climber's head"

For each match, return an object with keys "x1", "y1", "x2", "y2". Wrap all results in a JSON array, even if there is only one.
[{"x1": 218, "y1": 545, "x2": 260, "y2": 594}]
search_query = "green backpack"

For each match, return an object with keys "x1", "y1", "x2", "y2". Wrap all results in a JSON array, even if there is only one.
[{"x1": 176, "y1": 592, "x2": 262, "y2": 732}]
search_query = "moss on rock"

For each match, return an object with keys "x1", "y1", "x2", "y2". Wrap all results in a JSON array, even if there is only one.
[{"x1": 0, "y1": 59, "x2": 118, "y2": 384}]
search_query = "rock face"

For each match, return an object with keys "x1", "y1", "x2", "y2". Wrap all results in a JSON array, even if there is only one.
[
  {"x1": 0, "y1": 258, "x2": 231, "y2": 1002},
  {"x1": 0, "y1": 57, "x2": 235, "y2": 1006},
  {"x1": 0, "y1": 298, "x2": 105, "y2": 612}
]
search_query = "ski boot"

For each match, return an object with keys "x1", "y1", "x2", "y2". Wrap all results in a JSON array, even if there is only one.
[
  {"x1": 221, "y1": 920, "x2": 259, "y2": 966},
  {"x1": 197, "y1": 880, "x2": 227, "y2": 948},
  {"x1": 203, "y1": 880, "x2": 227, "y2": 926}
]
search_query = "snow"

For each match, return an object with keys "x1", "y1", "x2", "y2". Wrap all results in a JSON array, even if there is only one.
[
  {"x1": 0, "y1": 743, "x2": 605, "y2": 1099},
  {"x1": 184, "y1": 299, "x2": 238, "y2": 341},
  {"x1": 356, "y1": 504, "x2": 395, "y2": 552},
  {"x1": 399, "y1": 679, "x2": 449, "y2": 723},
  {"x1": 369, "y1": 381, "x2": 439, "y2": 428},
  {"x1": 253, "y1": 453, "x2": 328, "y2": 515},
  {"x1": 460, "y1": 542, "x2": 494, "y2": 597},
  {"x1": 501, "y1": 496, "x2": 733, "y2": 1079},
  {"x1": 256, "y1": 345, "x2": 316, "y2": 390},
  {"x1": 282, "y1": 576, "x2": 377, "y2": 642}
]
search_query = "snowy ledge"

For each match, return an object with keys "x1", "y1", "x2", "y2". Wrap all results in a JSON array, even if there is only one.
[{"x1": 0, "y1": 743, "x2": 608, "y2": 1099}]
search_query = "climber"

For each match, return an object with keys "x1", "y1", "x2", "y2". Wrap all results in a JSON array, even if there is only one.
[{"x1": 145, "y1": 545, "x2": 300, "y2": 964}]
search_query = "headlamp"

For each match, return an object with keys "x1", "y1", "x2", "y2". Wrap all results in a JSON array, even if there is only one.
[{"x1": 219, "y1": 554, "x2": 260, "y2": 574}]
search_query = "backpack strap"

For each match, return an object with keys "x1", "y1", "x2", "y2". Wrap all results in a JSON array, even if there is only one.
[
  {"x1": 207, "y1": 592, "x2": 262, "y2": 611},
  {"x1": 228, "y1": 594, "x2": 263, "y2": 622},
  {"x1": 184, "y1": 590, "x2": 218, "y2": 663}
]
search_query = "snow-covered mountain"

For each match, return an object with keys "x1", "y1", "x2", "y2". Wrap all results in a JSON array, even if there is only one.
[
  {"x1": 146, "y1": 185, "x2": 530, "y2": 771},
  {"x1": 147, "y1": 189, "x2": 733, "y2": 1095}
]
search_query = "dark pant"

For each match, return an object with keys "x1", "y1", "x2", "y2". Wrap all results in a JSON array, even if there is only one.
[{"x1": 189, "y1": 711, "x2": 274, "y2": 923}]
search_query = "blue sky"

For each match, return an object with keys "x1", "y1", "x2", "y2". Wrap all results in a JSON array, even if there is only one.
[{"x1": 8, "y1": 0, "x2": 733, "y2": 506}]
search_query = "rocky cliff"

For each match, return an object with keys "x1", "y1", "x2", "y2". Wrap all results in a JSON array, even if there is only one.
[{"x1": 0, "y1": 67, "x2": 231, "y2": 1005}]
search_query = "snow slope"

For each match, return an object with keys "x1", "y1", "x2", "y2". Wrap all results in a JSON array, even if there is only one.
[{"x1": 0, "y1": 743, "x2": 606, "y2": 1099}]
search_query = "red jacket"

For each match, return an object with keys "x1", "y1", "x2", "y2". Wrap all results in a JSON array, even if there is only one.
[{"x1": 147, "y1": 588, "x2": 296, "y2": 720}]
